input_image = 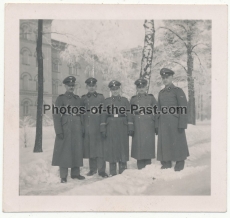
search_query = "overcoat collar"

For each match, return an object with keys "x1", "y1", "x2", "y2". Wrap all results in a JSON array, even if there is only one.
[
  {"x1": 65, "y1": 91, "x2": 74, "y2": 98},
  {"x1": 87, "y1": 91, "x2": 98, "y2": 98},
  {"x1": 163, "y1": 83, "x2": 175, "y2": 92},
  {"x1": 111, "y1": 95, "x2": 121, "y2": 101},
  {"x1": 137, "y1": 93, "x2": 147, "y2": 98}
]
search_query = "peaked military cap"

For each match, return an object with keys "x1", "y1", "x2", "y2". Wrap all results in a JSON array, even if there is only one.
[
  {"x1": 160, "y1": 68, "x2": 175, "y2": 76},
  {"x1": 85, "y1": 77, "x2": 97, "y2": 87},
  {"x1": 108, "y1": 80, "x2": 121, "y2": 90},
  {"x1": 63, "y1": 76, "x2": 76, "y2": 85},
  {"x1": 134, "y1": 78, "x2": 148, "y2": 88}
]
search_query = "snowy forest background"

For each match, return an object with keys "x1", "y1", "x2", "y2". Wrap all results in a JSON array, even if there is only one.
[{"x1": 20, "y1": 20, "x2": 211, "y2": 195}]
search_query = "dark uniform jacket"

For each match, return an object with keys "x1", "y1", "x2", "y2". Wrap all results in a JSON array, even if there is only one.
[
  {"x1": 81, "y1": 92, "x2": 104, "y2": 158},
  {"x1": 52, "y1": 92, "x2": 84, "y2": 168},
  {"x1": 156, "y1": 83, "x2": 189, "y2": 161},
  {"x1": 130, "y1": 93, "x2": 157, "y2": 160},
  {"x1": 100, "y1": 95, "x2": 134, "y2": 163}
]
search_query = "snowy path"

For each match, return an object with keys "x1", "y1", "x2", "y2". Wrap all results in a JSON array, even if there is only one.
[{"x1": 19, "y1": 121, "x2": 211, "y2": 195}]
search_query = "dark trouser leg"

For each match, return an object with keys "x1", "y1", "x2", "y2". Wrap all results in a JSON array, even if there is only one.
[
  {"x1": 124, "y1": 162, "x2": 127, "y2": 169},
  {"x1": 145, "y1": 159, "x2": 151, "y2": 166},
  {"x1": 174, "y1": 160, "x2": 185, "y2": 171},
  {"x1": 89, "y1": 158, "x2": 97, "y2": 173},
  {"x1": 161, "y1": 161, "x2": 172, "y2": 169},
  {"x1": 59, "y1": 167, "x2": 68, "y2": 178},
  {"x1": 118, "y1": 162, "x2": 126, "y2": 174},
  {"x1": 109, "y1": 162, "x2": 117, "y2": 175},
  {"x1": 137, "y1": 160, "x2": 145, "y2": 170},
  {"x1": 97, "y1": 157, "x2": 106, "y2": 174},
  {"x1": 70, "y1": 167, "x2": 80, "y2": 177}
]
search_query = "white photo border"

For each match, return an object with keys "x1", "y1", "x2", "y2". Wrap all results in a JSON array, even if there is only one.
[{"x1": 4, "y1": 3, "x2": 228, "y2": 212}]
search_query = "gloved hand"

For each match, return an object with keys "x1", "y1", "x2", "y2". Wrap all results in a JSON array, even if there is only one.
[
  {"x1": 57, "y1": 133, "x2": 64, "y2": 140},
  {"x1": 128, "y1": 130, "x2": 134, "y2": 137},
  {"x1": 155, "y1": 128, "x2": 158, "y2": 135},
  {"x1": 178, "y1": 128, "x2": 184, "y2": 133},
  {"x1": 101, "y1": 132, "x2": 107, "y2": 138}
]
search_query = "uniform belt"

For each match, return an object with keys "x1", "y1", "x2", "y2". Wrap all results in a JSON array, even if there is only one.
[
  {"x1": 134, "y1": 112, "x2": 145, "y2": 115},
  {"x1": 108, "y1": 114, "x2": 126, "y2": 118},
  {"x1": 63, "y1": 114, "x2": 81, "y2": 116}
]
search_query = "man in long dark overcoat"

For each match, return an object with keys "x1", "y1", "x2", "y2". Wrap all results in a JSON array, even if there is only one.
[
  {"x1": 52, "y1": 76, "x2": 85, "y2": 183},
  {"x1": 156, "y1": 68, "x2": 189, "y2": 171},
  {"x1": 81, "y1": 77, "x2": 108, "y2": 178},
  {"x1": 100, "y1": 80, "x2": 134, "y2": 176},
  {"x1": 130, "y1": 78, "x2": 158, "y2": 170}
]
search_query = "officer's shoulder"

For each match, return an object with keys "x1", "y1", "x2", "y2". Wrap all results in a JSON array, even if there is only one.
[
  {"x1": 121, "y1": 96, "x2": 128, "y2": 101},
  {"x1": 173, "y1": 85, "x2": 180, "y2": 89},
  {"x1": 97, "y1": 93, "x2": 104, "y2": 98},
  {"x1": 74, "y1": 94, "x2": 79, "y2": 99},
  {"x1": 81, "y1": 94, "x2": 86, "y2": 98},
  {"x1": 148, "y1": 94, "x2": 155, "y2": 99},
  {"x1": 131, "y1": 95, "x2": 137, "y2": 99},
  {"x1": 57, "y1": 94, "x2": 65, "y2": 99},
  {"x1": 174, "y1": 86, "x2": 183, "y2": 91},
  {"x1": 104, "y1": 97, "x2": 111, "y2": 101},
  {"x1": 56, "y1": 94, "x2": 65, "y2": 102}
]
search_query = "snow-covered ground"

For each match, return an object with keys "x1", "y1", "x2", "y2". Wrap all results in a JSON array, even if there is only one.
[{"x1": 19, "y1": 120, "x2": 211, "y2": 195}]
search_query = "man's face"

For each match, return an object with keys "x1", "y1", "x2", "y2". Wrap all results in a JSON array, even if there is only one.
[
  {"x1": 137, "y1": 86, "x2": 147, "y2": 94},
  {"x1": 111, "y1": 88, "x2": 120, "y2": 96},
  {"x1": 161, "y1": 75, "x2": 173, "y2": 86},
  {"x1": 65, "y1": 84, "x2": 75, "y2": 93},
  {"x1": 87, "y1": 84, "x2": 97, "y2": 92}
]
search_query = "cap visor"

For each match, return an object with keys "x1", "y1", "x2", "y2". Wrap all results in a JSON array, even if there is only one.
[
  {"x1": 87, "y1": 83, "x2": 96, "y2": 87},
  {"x1": 110, "y1": 86, "x2": 120, "y2": 91},
  {"x1": 137, "y1": 84, "x2": 147, "y2": 88},
  {"x1": 161, "y1": 75, "x2": 170, "y2": 78},
  {"x1": 66, "y1": 82, "x2": 75, "y2": 86}
]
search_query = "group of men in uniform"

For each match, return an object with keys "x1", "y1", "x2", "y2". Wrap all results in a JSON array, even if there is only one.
[{"x1": 52, "y1": 67, "x2": 189, "y2": 183}]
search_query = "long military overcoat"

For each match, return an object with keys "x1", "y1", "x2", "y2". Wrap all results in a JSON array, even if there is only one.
[
  {"x1": 100, "y1": 96, "x2": 134, "y2": 163},
  {"x1": 81, "y1": 92, "x2": 104, "y2": 158},
  {"x1": 130, "y1": 93, "x2": 157, "y2": 160},
  {"x1": 52, "y1": 92, "x2": 84, "y2": 168},
  {"x1": 156, "y1": 83, "x2": 189, "y2": 161}
]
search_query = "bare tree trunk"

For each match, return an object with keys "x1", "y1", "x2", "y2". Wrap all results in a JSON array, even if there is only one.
[
  {"x1": 34, "y1": 20, "x2": 43, "y2": 152},
  {"x1": 23, "y1": 126, "x2": 27, "y2": 148},
  {"x1": 140, "y1": 20, "x2": 155, "y2": 93},
  {"x1": 200, "y1": 90, "x2": 203, "y2": 121},
  {"x1": 187, "y1": 30, "x2": 196, "y2": 125},
  {"x1": 197, "y1": 86, "x2": 200, "y2": 120}
]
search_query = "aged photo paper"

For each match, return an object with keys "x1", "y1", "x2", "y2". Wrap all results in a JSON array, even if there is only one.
[{"x1": 3, "y1": 3, "x2": 228, "y2": 212}]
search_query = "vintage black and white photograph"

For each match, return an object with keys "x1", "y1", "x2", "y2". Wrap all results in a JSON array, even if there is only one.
[
  {"x1": 4, "y1": 4, "x2": 227, "y2": 212},
  {"x1": 19, "y1": 18, "x2": 212, "y2": 196}
]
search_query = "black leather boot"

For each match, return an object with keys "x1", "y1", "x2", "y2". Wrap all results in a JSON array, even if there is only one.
[
  {"x1": 71, "y1": 175, "x2": 85, "y2": 180},
  {"x1": 174, "y1": 160, "x2": 185, "y2": 171},
  {"x1": 161, "y1": 161, "x2": 172, "y2": 169},
  {"x1": 99, "y1": 172, "x2": 109, "y2": 178},
  {"x1": 61, "y1": 178, "x2": 67, "y2": 183},
  {"x1": 86, "y1": 171, "x2": 97, "y2": 176}
]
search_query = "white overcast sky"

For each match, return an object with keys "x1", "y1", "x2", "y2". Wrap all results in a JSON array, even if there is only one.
[{"x1": 51, "y1": 20, "x2": 163, "y2": 50}]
